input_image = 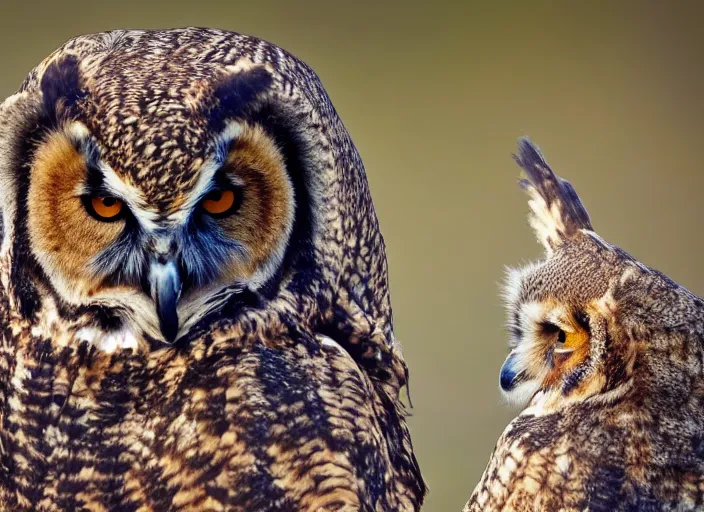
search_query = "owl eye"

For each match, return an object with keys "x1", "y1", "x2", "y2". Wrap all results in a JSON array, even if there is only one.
[
  {"x1": 553, "y1": 325, "x2": 589, "y2": 354},
  {"x1": 201, "y1": 188, "x2": 238, "y2": 217},
  {"x1": 85, "y1": 196, "x2": 124, "y2": 221},
  {"x1": 541, "y1": 321, "x2": 583, "y2": 354}
]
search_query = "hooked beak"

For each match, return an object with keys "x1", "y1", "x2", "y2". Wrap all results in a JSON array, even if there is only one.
[
  {"x1": 500, "y1": 353, "x2": 523, "y2": 392},
  {"x1": 149, "y1": 260, "x2": 182, "y2": 342}
]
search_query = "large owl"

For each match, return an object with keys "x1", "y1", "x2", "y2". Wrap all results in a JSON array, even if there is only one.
[
  {"x1": 464, "y1": 139, "x2": 704, "y2": 511},
  {"x1": 0, "y1": 28, "x2": 426, "y2": 511}
]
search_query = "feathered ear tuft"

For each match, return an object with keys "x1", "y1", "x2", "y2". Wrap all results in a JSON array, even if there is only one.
[
  {"x1": 210, "y1": 61, "x2": 274, "y2": 129},
  {"x1": 40, "y1": 54, "x2": 86, "y2": 125},
  {"x1": 513, "y1": 137, "x2": 592, "y2": 255}
]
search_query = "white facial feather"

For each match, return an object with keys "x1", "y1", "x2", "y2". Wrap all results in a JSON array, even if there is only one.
[
  {"x1": 501, "y1": 265, "x2": 525, "y2": 307},
  {"x1": 500, "y1": 377, "x2": 542, "y2": 407},
  {"x1": 76, "y1": 325, "x2": 140, "y2": 353},
  {"x1": 500, "y1": 300, "x2": 559, "y2": 406}
]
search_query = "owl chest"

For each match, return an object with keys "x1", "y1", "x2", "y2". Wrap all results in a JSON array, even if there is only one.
[
  {"x1": 0, "y1": 341, "x2": 400, "y2": 510},
  {"x1": 0, "y1": 356, "x2": 194, "y2": 509}
]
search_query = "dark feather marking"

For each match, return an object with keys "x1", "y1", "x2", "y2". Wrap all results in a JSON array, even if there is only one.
[
  {"x1": 210, "y1": 66, "x2": 274, "y2": 130},
  {"x1": 248, "y1": 105, "x2": 318, "y2": 299},
  {"x1": 225, "y1": 346, "x2": 289, "y2": 511},
  {"x1": 40, "y1": 54, "x2": 86, "y2": 125},
  {"x1": 585, "y1": 463, "x2": 626, "y2": 512}
]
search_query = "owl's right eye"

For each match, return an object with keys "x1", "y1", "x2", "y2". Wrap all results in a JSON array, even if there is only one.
[{"x1": 83, "y1": 196, "x2": 125, "y2": 222}]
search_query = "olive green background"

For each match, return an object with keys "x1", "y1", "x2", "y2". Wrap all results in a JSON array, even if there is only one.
[{"x1": 2, "y1": 1, "x2": 703, "y2": 510}]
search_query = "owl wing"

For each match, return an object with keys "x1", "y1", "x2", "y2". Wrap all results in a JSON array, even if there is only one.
[
  {"x1": 463, "y1": 410, "x2": 683, "y2": 512},
  {"x1": 462, "y1": 416, "x2": 579, "y2": 512},
  {"x1": 125, "y1": 329, "x2": 424, "y2": 512}
]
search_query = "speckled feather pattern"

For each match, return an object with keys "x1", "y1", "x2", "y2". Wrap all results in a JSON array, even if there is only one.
[{"x1": 0, "y1": 28, "x2": 425, "y2": 510}]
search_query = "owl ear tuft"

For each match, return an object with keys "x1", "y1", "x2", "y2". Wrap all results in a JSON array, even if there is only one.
[
  {"x1": 40, "y1": 54, "x2": 86, "y2": 125},
  {"x1": 210, "y1": 63, "x2": 274, "y2": 128},
  {"x1": 513, "y1": 137, "x2": 593, "y2": 254}
]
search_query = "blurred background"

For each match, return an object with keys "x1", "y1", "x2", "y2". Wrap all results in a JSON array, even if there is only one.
[{"x1": 2, "y1": 1, "x2": 703, "y2": 510}]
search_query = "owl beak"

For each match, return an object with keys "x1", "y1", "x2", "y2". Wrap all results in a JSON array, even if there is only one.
[
  {"x1": 499, "y1": 353, "x2": 524, "y2": 392},
  {"x1": 149, "y1": 260, "x2": 182, "y2": 343}
]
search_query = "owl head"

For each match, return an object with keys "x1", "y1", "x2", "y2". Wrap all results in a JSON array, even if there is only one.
[
  {"x1": 0, "y1": 51, "x2": 298, "y2": 348},
  {"x1": 0, "y1": 29, "x2": 396, "y2": 360},
  {"x1": 499, "y1": 138, "x2": 704, "y2": 410}
]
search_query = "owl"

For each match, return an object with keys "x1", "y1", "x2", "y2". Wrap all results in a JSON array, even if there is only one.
[
  {"x1": 464, "y1": 139, "x2": 704, "y2": 511},
  {"x1": 0, "y1": 28, "x2": 426, "y2": 511}
]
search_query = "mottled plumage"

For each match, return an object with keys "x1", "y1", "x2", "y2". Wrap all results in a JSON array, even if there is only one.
[
  {"x1": 0, "y1": 28, "x2": 425, "y2": 510},
  {"x1": 465, "y1": 139, "x2": 704, "y2": 511}
]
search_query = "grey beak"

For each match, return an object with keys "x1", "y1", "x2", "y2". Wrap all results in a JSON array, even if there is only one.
[{"x1": 149, "y1": 260, "x2": 182, "y2": 342}]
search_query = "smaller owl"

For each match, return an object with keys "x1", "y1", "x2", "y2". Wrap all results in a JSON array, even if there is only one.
[{"x1": 464, "y1": 139, "x2": 704, "y2": 511}]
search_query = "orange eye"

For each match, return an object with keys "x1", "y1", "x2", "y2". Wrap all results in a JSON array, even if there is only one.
[
  {"x1": 202, "y1": 189, "x2": 237, "y2": 216},
  {"x1": 90, "y1": 196, "x2": 123, "y2": 220}
]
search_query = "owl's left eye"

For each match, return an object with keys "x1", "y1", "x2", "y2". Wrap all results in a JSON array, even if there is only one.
[
  {"x1": 201, "y1": 188, "x2": 238, "y2": 217},
  {"x1": 547, "y1": 323, "x2": 589, "y2": 355}
]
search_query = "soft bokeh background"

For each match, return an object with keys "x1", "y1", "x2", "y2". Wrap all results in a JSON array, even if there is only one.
[{"x1": 2, "y1": 1, "x2": 704, "y2": 510}]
